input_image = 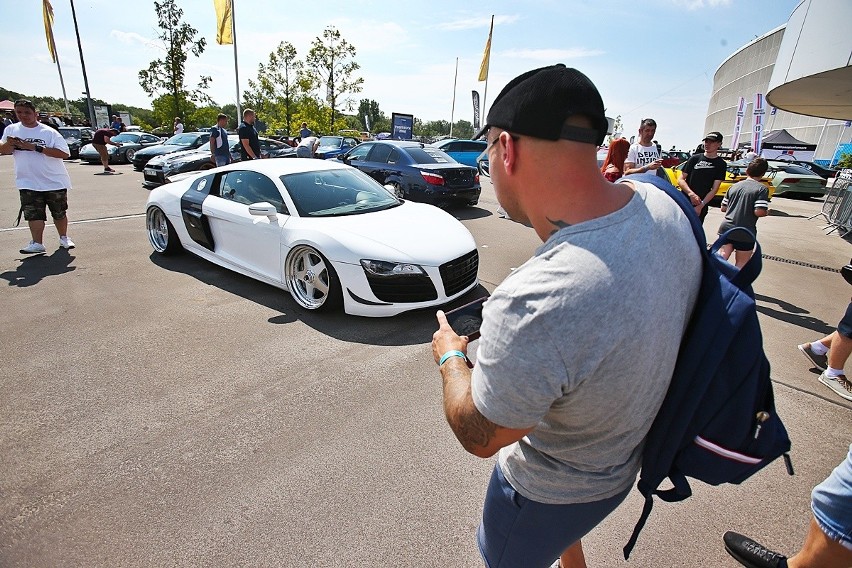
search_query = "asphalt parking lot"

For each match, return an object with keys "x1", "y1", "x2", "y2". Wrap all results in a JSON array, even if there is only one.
[{"x1": 1, "y1": 156, "x2": 850, "y2": 567}]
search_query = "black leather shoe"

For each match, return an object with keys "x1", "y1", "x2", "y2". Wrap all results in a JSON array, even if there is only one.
[{"x1": 723, "y1": 531, "x2": 788, "y2": 568}]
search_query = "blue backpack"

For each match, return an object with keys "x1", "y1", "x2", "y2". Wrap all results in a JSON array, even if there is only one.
[{"x1": 621, "y1": 173, "x2": 793, "y2": 559}]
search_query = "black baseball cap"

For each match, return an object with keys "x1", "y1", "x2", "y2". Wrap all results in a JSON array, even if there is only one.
[
  {"x1": 703, "y1": 131, "x2": 723, "y2": 143},
  {"x1": 474, "y1": 64, "x2": 608, "y2": 145}
]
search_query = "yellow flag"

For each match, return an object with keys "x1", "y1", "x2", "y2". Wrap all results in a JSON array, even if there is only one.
[
  {"x1": 214, "y1": 0, "x2": 233, "y2": 45},
  {"x1": 43, "y1": 0, "x2": 57, "y2": 63},
  {"x1": 478, "y1": 16, "x2": 493, "y2": 82}
]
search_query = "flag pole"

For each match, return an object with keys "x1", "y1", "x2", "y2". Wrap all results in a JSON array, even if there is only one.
[
  {"x1": 69, "y1": 0, "x2": 95, "y2": 127},
  {"x1": 450, "y1": 57, "x2": 458, "y2": 137},
  {"x1": 43, "y1": 1, "x2": 70, "y2": 115},
  {"x1": 481, "y1": 15, "x2": 494, "y2": 116},
  {"x1": 54, "y1": 54, "x2": 71, "y2": 116},
  {"x1": 230, "y1": 0, "x2": 241, "y2": 121}
]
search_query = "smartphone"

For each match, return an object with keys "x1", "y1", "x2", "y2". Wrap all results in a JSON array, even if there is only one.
[{"x1": 445, "y1": 296, "x2": 488, "y2": 340}]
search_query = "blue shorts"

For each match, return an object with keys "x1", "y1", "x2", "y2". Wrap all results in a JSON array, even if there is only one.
[
  {"x1": 811, "y1": 444, "x2": 852, "y2": 551},
  {"x1": 838, "y1": 302, "x2": 852, "y2": 339},
  {"x1": 214, "y1": 154, "x2": 230, "y2": 167},
  {"x1": 477, "y1": 464, "x2": 631, "y2": 568}
]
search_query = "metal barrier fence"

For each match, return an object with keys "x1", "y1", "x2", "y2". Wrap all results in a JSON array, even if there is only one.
[{"x1": 811, "y1": 169, "x2": 852, "y2": 236}]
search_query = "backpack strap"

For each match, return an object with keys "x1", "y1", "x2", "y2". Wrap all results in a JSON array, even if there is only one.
[
  {"x1": 623, "y1": 473, "x2": 693, "y2": 559},
  {"x1": 622, "y1": 172, "x2": 706, "y2": 248}
]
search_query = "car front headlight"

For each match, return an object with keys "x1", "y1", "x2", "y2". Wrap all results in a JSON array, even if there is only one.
[
  {"x1": 360, "y1": 259, "x2": 425, "y2": 276},
  {"x1": 108, "y1": 146, "x2": 117, "y2": 154}
]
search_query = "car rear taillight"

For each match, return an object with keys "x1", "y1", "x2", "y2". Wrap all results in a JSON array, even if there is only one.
[
  {"x1": 474, "y1": 173, "x2": 480, "y2": 184},
  {"x1": 781, "y1": 178, "x2": 799, "y2": 184},
  {"x1": 420, "y1": 171, "x2": 445, "y2": 186}
]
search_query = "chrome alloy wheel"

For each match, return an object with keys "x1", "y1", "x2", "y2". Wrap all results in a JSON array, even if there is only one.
[{"x1": 285, "y1": 245, "x2": 334, "y2": 310}]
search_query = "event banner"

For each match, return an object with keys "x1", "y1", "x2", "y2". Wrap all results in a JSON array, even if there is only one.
[
  {"x1": 752, "y1": 93, "x2": 766, "y2": 154},
  {"x1": 472, "y1": 91, "x2": 481, "y2": 132},
  {"x1": 730, "y1": 96, "x2": 745, "y2": 150}
]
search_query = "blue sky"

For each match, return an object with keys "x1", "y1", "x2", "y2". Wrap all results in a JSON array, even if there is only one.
[{"x1": 12, "y1": 0, "x2": 799, "y2": 149}]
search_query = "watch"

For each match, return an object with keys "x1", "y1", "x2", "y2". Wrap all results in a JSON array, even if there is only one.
[{"x1": 34, "y1": 145, "x2": 44, "y2": 153}]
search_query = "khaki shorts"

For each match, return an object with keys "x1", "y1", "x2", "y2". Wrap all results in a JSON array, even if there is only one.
[
  {"x1": 93, "y1": 143, "x2": 109, "y2": 163},
  {"x1": 20, "y1": 189, "x2": 68, "y2": 221}
]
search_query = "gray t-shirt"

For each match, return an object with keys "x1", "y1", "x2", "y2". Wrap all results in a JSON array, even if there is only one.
[
  {"x1": 718, "y1": 179, "x2": 770, "y2": 240},
  {"x1": 471, "y1": 181, "x2": 702, "y2": 504}
]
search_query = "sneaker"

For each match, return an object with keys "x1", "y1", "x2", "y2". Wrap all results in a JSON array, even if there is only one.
[
  {"x1": 818, "y1": 371, "x2": 852, "y2": 401},
  {"x1": 723, "y1": 531, "x2": 788, "y2": 568},
  {"x1": 20, "y1": 240, "x2": 46, "y2": 254},
  {"x1": 59, "y1": 236, "x2": 75, "y2": 249},
  {"x1": 798, "y1": 342, "x2": 828, "y2": 370},
  {"x1": 104, "y1": 167, "x2": 115, "y2": 173}
]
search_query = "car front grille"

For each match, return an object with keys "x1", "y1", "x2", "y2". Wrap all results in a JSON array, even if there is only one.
[
  {"x1": 440, "y1": 249, "x2": 479, "y2": 296},
  {"x1": 365, "y1": 274, "x2": 438, "y2": 303},
  {"x1": 143, "y1": 166, "x2": 166, "y2": 185}
]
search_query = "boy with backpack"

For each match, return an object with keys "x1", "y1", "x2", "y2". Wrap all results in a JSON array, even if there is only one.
[{"x1": 717, "y1": 158, "x2": 771, "y2": 268}]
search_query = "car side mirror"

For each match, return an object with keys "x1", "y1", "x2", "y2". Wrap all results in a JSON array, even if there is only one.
[{"x1": 248, "y1": 202, "x2": 279, "y2": 220}]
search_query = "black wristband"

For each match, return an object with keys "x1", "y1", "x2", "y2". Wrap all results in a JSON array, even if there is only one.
[{"x1": 35, "y1": 145, "x2": 44, "y2": 153}]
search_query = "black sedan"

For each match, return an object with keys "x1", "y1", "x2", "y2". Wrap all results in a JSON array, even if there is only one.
[
  {"x1": 337, "y1": 141, "x2": 480, "y2": 208},
  {"x1": 788, "y1": 160, "x2": 839, "y2": 179},
  {"x1": 58, "y1": 126, "x2": 94, "y2": 159},
  {"x1": 141, "y1": 135, "x2": 295, "y2": 188},
  {"x1": 132, "y1": 132, "x2": 211, "y2": 170}
]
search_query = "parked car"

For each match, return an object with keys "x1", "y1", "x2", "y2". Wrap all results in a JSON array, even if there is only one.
[
  {"x1": 337, "y1": 140, "x2": 480, "y2": 208},
  {"x1": 430, "y1": 139, "x2": 487, "y2": 168},
  {"x1": 58, "y1": 126, "x2": 94, "y2": 159},
  {"x1": 659, "y1": 160, "x2": 775, "y2": 199},
  {"x1": 661, "y1": 151, "x2": 690, "y2": 168},
  {"x1": 78, "y1": 131, "x2": 162, "y2": 164},
  {"x1": 142, "y1": 136, "x2": 296, "y2": 188},
  {"x1": 764, "y1": 160, "x2": 827, "y2": 197},
  {"x1": 315, "y1": 135, "x2": 360, "y2": 160},
  {"x1": 786, "y1": 160, "x2": 839, "y2": 179},
  {"x1": 145, "y1": 159, "x2": 479, "y2": 316},
  {"x1": 132, "y1": 132, "x2": 212, "y2": 170}
]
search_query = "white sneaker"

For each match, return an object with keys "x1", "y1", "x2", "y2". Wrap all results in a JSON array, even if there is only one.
[
  {"x1": 59, "y1": 236, "x2": 75, "y2": 249},
  {"x1": 20, "y1": 240, "x2": 47, "y2": 254}
]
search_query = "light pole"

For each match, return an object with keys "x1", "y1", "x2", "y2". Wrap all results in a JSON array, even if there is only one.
[{"x1": 69, "y1": 0, "x2": 95, "y2": 127}]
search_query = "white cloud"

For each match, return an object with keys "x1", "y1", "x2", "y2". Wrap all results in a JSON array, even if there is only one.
[
  {"x1": 500, "y1": 48, "x2": 605, "y2": 61},
  {"x1": 436, "y1": 14, "x2": 519, "y2": 31},
  {"x1": 670, "y1": 0, "x2": 732, "y2": 10},
  {"x1": 109, "y1": 30, "x2": 161, "y2": 51}
]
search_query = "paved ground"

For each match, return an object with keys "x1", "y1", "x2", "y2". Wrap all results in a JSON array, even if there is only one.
[{"x1": 0, "y1": 156, "x2": 850, "y2": 567}]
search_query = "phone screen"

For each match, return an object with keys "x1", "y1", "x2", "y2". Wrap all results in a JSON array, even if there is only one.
[{"x1": 445, "y1": 297, "x2": 488, "y2": 340}]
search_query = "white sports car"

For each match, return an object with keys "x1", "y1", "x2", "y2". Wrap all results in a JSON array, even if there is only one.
[{"x1": 145, "y1": 159, "x2": 479, "y2": 317}]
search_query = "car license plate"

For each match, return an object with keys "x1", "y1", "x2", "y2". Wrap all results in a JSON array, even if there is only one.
[{"x1": 144, "y1": 168, "x2": 156, "y2": 176}]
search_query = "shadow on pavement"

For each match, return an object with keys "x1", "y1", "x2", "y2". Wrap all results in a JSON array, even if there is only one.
[
  {"x1": 451, "y1": 206, "x2": 492, "y2": 221},
  {"x1": 0, "y1": 249, "x2": 76, "y2": 287},
  {"x1": 767, "y1": 209, "x2": 807, "y2": 218},
  {"x1": 755, "y1": 293, "x2": 835, "y2": 336},
  {"x1": 149, "y1": 252, "x2": 488, "y2": 346}
]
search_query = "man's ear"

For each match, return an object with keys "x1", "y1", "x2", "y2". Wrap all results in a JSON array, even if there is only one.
[{"x1": 501, "y1": 131, "x2": 517, "y2": 175}]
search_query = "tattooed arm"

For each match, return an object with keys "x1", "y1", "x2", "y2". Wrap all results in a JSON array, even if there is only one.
[{"x1": 433, "y1": 310, "x2": 534, "y2": 458}]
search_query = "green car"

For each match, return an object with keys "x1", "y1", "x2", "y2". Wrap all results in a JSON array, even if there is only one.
[{"x1": 765, "y1": 160, "x2": 827, "y2": 197}]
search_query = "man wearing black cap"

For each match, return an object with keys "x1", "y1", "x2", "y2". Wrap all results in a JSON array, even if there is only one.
[
  {"x1": 431, "y1": 64, "x2": 702, "y2": 568},
  {"x1": 677, "y1": 131, "x2": 727, "y2": 223}
]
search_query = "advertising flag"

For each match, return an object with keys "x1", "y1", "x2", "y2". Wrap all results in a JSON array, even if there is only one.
[
  {"x1": 478, "y1": 17, "x2": 493, "y2": 82},
  {"x1": 472, "y1": 90, "x2": 481, "y2": 131},
  {"x1": 213, "y1": 0, "x2": 233, "y2": 45},
  {"x1": 730, "y1": 97, "x2": 745, "y2": 150},
  {"x1": 43, "y1": 0, "x2": 57, "y2": 63},
  {"x1": 752, "y1": 93, "x2": 766, "y2": 155}
]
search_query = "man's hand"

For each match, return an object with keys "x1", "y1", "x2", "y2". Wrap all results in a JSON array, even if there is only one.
[
  {"x1": 647, "y1": 158, "x2": 663, "y2": 170},
  {"x1": 432, "y1": 310, "x2": 469, "y2": 364}
]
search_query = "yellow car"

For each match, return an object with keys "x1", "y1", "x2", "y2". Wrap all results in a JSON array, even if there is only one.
[{"x1": 660, "y1": 161, "x2": 774, "y2": 199}]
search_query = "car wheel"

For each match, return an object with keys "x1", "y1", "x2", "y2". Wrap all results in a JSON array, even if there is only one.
[
  {"x1": 146, "y1": 206, "x2": 182, "y2": 255},
  {"x1": 284, "y1": 245, "x2": 342, "y2": 311},
  {"x1": 389, "y1": 181, "x2": 404, "y2": 199},
  {"x1": 123, "y1": 148, "x2": 137, "y2": 163}
]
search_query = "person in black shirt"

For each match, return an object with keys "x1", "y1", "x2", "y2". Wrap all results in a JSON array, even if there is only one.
[
  {"x1": 238, "y1": 109, "x2": 261, "y2": 160},
  {"x1": 678, "y1": 131, "x2": 727, "y2": 223}
]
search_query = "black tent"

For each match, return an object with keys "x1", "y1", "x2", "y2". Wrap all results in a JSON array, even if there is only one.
[{"x1": 760, "y1": 129, "x2": 816, "y2": 161}]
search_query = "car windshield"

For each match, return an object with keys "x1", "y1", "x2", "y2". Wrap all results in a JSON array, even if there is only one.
[
  {"x1": 318, "y1": 136, "x2": 342, "y2": 149},
  {"x1": 404, "y1": 147, "x2": 453, "y2": 164},
  {"x1": 163, "y1": 133, "x2": 199, "y2": 146},
  {"x1": 111, "y1": 133, "x2": 140, "y2": 143},
  {"x1": 280, "y1": 168, "x2": 400, "y2": 217},
  {"x1": 59, "y1": 128, "x2": 81, "y2": 139}
]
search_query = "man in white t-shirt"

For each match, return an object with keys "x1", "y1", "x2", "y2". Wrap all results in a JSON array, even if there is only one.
[
  {"x1": 173, "y1": 117, "x2": 184, "y2": 135},
  {"x1": 296, "y1": 135, "x2": 319, "y2": 158},
  {"x1": 623, "y1": 118, "x2": 663, "y2": 175},
  {"x1": 0, "y1": 99, "x2": 74, "y2": 254}
]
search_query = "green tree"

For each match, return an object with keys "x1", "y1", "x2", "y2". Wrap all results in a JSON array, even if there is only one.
[
  {"x1": 836, "y1": 153, "x2": 852, "y2": 169},
  {"x1": 138, "y1": 0, "x2": 211, "y2": 124},
  {"x1": 306, "y1": 26, "x2": 364, "y2": 132},
  {"x1": 357, "y1": 99, "x2": 384, "y2": 132}
]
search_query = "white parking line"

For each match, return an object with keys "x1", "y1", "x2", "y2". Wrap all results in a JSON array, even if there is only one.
[{"x1": 0, "y1": 213, "x2": 146, "y2": 232}]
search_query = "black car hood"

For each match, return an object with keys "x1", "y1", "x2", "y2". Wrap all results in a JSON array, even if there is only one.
[{"x1": 135, "y1": 144, "x2": 191, "y2": 157}]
